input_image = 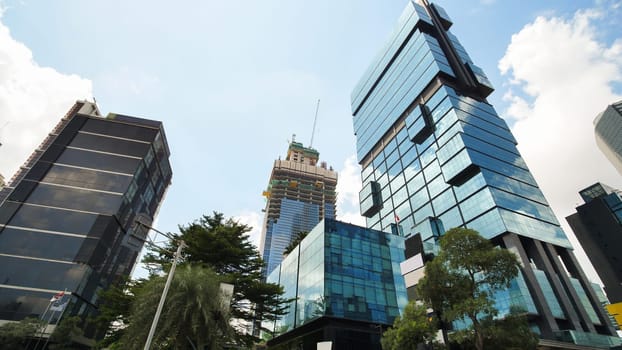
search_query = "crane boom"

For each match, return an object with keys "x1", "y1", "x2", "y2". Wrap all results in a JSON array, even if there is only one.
[{"x1": 309, "y1": 99, "x2": 320, "y2": 148}]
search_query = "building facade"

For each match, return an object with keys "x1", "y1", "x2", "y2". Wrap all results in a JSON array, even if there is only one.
[
  {"x1": 351, "y1": 0, "x2": 618, "y2": 347},
  {"x1": 566, "y1": 183, "x2": 622, "y2": 304},
  {"x1": 259, "y1": 141, "x2": 337, "y2": 277},
  {"x1": 595, "y1": 100, "x2": 622, "y2": 175},
  {"x1": 0, "y1": 101, "x2": 172, "y2": 336},
  {"x1": 265, "y1": 219, "x2": 407, "y2": 350}
]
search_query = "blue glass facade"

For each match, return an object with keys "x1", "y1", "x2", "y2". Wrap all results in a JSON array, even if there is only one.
[
  {"x1": 352, "y1": 0, "x2": 618, "y2": 343},
  {"x1": 263, "y1": 198, "x2": 321, "y2": 276},
  {"x1": 266, "y1": 219, "x2": 407, "y2": 339},
  {"x1": 260, "y1": 142, "x2": 338, "y2": 278}
]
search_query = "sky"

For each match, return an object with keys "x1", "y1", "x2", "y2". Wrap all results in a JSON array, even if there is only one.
[{"x1": 0, "y1": 0, "x2": 621, "y2": 283}]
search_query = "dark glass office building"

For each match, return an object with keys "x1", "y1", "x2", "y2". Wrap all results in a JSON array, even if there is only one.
[
  {"x1": 0, "y1": 101, "x2": 172, "y2": 334},
  {"x1": 567, "y1": 183, "x2": 622, "y2": 304},
  {"x1": 351, "y1": 1, "x2": 618, "y2": 347},
  {"x1": 265, "y1": 219, "x2": 407, "y2": 350}
]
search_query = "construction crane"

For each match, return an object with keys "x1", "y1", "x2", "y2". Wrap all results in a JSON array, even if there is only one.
[
  {"x1": 309, "y1": 99, "x2": 320, "y2": 148},
  {"x1": 0, "y1": 121, "x2": 8, "y2": 147}
]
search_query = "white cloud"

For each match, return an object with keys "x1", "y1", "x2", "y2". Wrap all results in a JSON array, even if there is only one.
[
  {"x1": 0, "y1": 16, "x2": 92, "y2": 180},
  {"x1": 336, "y1": 154, "x2": 365, "y2": 226},
  {"x1": 499, "y1": 7, "x2": 622, "y2": 282},
  {"x1": 234, "y1": 210, "x2": 263, "y2": 249}
]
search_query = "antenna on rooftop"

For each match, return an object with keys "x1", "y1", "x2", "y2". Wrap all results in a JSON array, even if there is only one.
[{"x1": 309, "y1": 99, "x2": 320, "y2": 148}]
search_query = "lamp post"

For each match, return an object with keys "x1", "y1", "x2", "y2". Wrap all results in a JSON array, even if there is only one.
[
  {"x1": 133, "y1": 217, "x2": 186, "y2": 350},
  {"x1": 143, "y1": 240, "x2": 186, "y2": 350}
]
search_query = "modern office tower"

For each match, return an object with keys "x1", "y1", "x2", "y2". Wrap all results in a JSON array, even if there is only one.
[
  {"x1": 351, "y1": 0, "x2": 619, "y2": 347},
  {"x1": 566, "y1": 183, "x2": 622, "y2": 304},
  {"x1": 264, "y1": 219, "x2": 407, "y2": 350},
  {"x1": 595, "y1": 100, "x2": 622, "y2": 175},
  {"x1": 259, "y1": 140, "x2": 337, "y2": 277},
  {"x1": 0, "y1": 101, "x2": 172, "y2": 338}
]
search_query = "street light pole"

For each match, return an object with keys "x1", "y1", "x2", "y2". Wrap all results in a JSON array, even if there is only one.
[{"x1": 143, "y1": 240, "x2": 186, "y2": 350}]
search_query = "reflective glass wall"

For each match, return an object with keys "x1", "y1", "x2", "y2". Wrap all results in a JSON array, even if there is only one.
[
  {"x1": 266, "y1": 219, "x2": 407, "y2": 338},
  {"x1": 351, "y1": 0, "x2": 617, "y2": 341},
  {"x1": 0, "y1": 101, "x2": 172, "y2": 332}
]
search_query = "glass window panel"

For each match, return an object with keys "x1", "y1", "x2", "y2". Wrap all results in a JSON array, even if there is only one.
[
  {"x1": 432, "y1": 188, "x2": 456, "y2": 215},
  {"x1": 26, "y1": 182, "x2": 124, "y2": 214},
  {"x1": 42, "y1": 164, "x2": 132, "y2": 193},
  {"x1": 82, "y1": 118, "x2": 158, "y2": 142},
  {"x1": 460, "y1": 187, "x2": 495, "y2": 222},
  {"x1": 409, "y1": 187, "x2": 430, "y2": 212},
  {"x1": 57, "y1": 148, "x2": 140, "y2": 174},
  {"x1": 7, "y1": 205, "x2": 98, "y2": 234},
  {"x1": 70, "y1": 132, "x2": 150, "y2": 158},
  {"x1": 0, "y1": 228, "x2": 89, "y2": 262},
  {"x1": 0, "y1": 255, "x2": 89, "y2": 291}
]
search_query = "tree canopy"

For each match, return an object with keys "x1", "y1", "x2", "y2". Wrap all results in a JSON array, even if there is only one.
[
  {"x1": 282, "y1": 231, "x2": 308, "y2": 255},
  {"x1": 140, "y1": 212, "x2": 289, "y2": 346},
  {"x1": 381, "y1": 301, "x2": 439, "y2": 350},
  {"x1": 119, "y1": 265, "x2": 233, "y2": 350},
  {"x1": 417, "y1": 227, "x2": 532, "y2": 350}
]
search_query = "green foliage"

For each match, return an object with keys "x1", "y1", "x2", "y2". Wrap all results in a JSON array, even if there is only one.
[
  {"x1": 142, "y1": 212, "x2": 290, "y2": 346},
  {"x1": 381, "y1": 302, "x2": 438, "y2": 350},
  {"x1": 417, "y1": 228, "x2": 523, "y2": 350},
  {"x1": 49, "y1": 316, "x2": 83, "y2": 350},
  {"x1": 282, "y1": 231, "x2": 308, "y2": 255},
  {"x1": 120, "y1": 264, "x2": 233, "y2": 350},
  {"x1": 0, "y1": 317, "x2": 43, "y2": 350},
  {"x1": 91, "y1": 277, "x2": 144, "y2": 348},
  {"x1": 479, "y1": 307, "x2": 538, "y2": 350}
]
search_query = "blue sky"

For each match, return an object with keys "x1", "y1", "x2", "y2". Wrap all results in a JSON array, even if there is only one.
[{"x1": 0, "y1": 0, "x2": 621, "y2": 280}]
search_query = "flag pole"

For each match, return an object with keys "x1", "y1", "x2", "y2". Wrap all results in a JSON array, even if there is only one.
[
  {"x1": 41, "y1": 289, "x2": 69, "y2": 350},
  {"x1": 26, "y1": 297, "x2": 53, "y2": 350},
  {"x1": 32, "y1": 290, "x2": 64, "y2": 350}
]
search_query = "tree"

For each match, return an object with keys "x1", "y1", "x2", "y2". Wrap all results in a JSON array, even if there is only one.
[
  {"x1": 417, "y1": 228, "x2": 524, "y2": 350},
  {"x1": 283, "y1": 231, "x2": 308, "y2": 255},
  {"x1": 479, "y1": 307, "x2": 538, "y2": 350},
  {"x1": 142, "y1": 212, "x2": 290, "y2": 346},
  {"x1": 48, "y1": 316, "x2": 84, "y2": 350},
  {"x1": 381, "y1": 301, "x2": 439, "y2": 350},
  {"x1": 0, "y1": 318, "x2": 43, "y2": 350},
  {"x1": 91, "y1": 277, "x2": 144, "y2": 349},
  {"x1": 120, "y1": 264, "x2": 233, "y2": 350}
]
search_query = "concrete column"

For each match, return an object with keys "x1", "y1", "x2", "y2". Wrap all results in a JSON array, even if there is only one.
[
  {"x1": 531, "y1": 239, "x2": 583, "y2": 330},
  {"x1": 502, "y1": 233, "x2": 558, "y2": 337}
]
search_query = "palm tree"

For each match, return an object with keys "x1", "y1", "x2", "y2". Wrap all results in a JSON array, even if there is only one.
[{"x1": 120, "y1": 265, "x2": 233, "y2": 350}]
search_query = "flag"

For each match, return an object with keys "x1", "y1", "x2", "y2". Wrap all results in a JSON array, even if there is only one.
[
  {"x1": 50, "y1": 294, "x2": 69, "y2": 312},
  {"x1": 395, "y1": 214, "x2": 400, "y2": 223},
  {"x1": 50, "y1": 291, "x2": 64, "y2": 302}
]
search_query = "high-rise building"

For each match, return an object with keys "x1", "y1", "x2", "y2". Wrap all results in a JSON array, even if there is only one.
[
  {"x1": 0, "y1": 101, "x2": 172, "y2": 338},
  {"x1": 0, "y1": 173, "x2": 5, "y2": 190},
  {"x1": 259, "y1": 140, "x2": 337, "y2": 277},
  {"x1": 264, "y1": 219, "x2": 407, "y2": 349},
  {"x1": 351, "y1": 0, "x2": 618, "y2": 346},
  {"x1": 594, "y1": 100, "x2": 622, "y2": 175},
  {"x1": 566, "y1": 183, "x2": 622, "y2": 304}
]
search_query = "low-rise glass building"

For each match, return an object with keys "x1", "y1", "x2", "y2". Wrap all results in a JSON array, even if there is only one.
[{"x1": 265, "y1": 218, "x2": 407, "y2": 350}]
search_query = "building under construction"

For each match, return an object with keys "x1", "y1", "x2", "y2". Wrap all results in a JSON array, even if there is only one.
[{"x1": 259, "y1": 140, "x2": 337, "y2": 277}]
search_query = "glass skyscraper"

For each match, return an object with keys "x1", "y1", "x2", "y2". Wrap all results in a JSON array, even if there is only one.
[
  {"x1": 265, "y1": 218, "x2": 407, "y2": 350},
  {"x1": 567, "y1": 183, "x2": 622, "y2": 304},
  {"x1": 259, "y1": 140, "x2": 337, "y2": 277},
  {"x1": 594, "y1": 100, "x2": 622, "y2": 176},
  {"x1": 351, "y1": 0, "x2": 618, "y2": 346},
  {"x1": 0, "y1": 101, "x2": 172, "y2": 338}
]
